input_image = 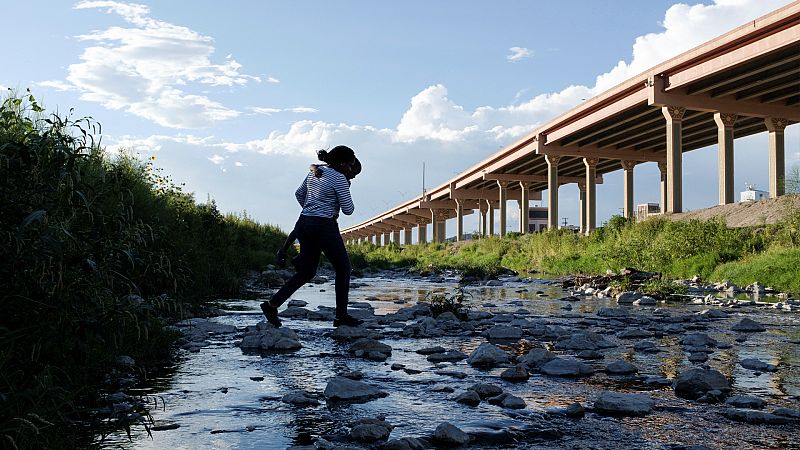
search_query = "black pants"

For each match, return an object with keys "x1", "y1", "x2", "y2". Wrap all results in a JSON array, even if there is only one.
[{"x1": 270, "y1": 215, "x2": 351, "y2": 316}]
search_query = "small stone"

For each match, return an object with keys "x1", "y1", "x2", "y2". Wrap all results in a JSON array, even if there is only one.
[
  {"x1": 565, "y1": 402, "x2": 585, "y2": 418},
  {"x1": 323, "y1": 377, "x2": 388, "y2": 403},
  {"x1": 500, "y1": 365, "x2": 530, "y2": 382},
  {"x1": 391, "y1": 363, "x2": 405, "y2": 371},
  {"x1": 466, "y1": 343, "x2": 510, "y2": 367},
  {"x1": 282, "y1": 392, "x2": 320, "y2": 406},
  {"x1": 381, "y1": 437, "x2": 426, "y2": 450},
  {"x1": 720, "y1": 409, "x2": 788, "y2": 424},
  {"x1": 740, "y1": 358, "x2": 777, "y2": 372},
  {"x1": 486, "y1": 325, "x2": 523, "y2": 340},
  {"x1": 725, "y1": 395, "x2": 767, "y2": 409},
  {"x1": 427, "y1": 351, "x2": 467, "y2": 363},
  {"x1": 416, "y1": 346, "x2": 446, "y2": 355},
  {"x1": 468, "y1": 383, "x2": 504, "y2": 398},
  {"x1": 349, "y1": 418, "x2": 393, "y2": 443},
  {"x1": 633, "y1": 296, "x2": 657, "y2": 306},
  {"x1": 540, "y1": 358, "x2": 594, "y2": 377},
  {"x1": 593, "y1": 391, "x2": 654, "y2": 416},
  {"x1": 500, "y1": 394, "x2": 526, "y2": 409},
  {"x1": 605, "y1": 360, "x2": 638, "y2": 375}
]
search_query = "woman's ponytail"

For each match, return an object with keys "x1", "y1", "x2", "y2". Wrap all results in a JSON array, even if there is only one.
[{"x1": 317, "y1": 149, "x2": 329, "y2": 163}]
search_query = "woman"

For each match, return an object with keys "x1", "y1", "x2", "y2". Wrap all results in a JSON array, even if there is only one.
[{"x1": 261, "y1": 145, "x2": 362, "y2": 328}]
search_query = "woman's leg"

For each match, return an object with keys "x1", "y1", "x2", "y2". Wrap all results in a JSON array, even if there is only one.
[
  {"x1": 318, "y1": 221, "x2": 352, "y2": 318},
  {"x1": 276, "y1": 228, "x2": 297, "y2": 267}
]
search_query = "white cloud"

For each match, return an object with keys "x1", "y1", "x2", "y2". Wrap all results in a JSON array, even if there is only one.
[
  {"x1": 106, "y1": 133, "x2": 216, "y2": 153},
  {"x1": 36, "y1": 80, "x2": 79, "y2": 91},
  {"x1": 234, "y1": 161, "x2": 244, "y2": 167},
  {"x1": 248, "y1": 106, "x2": 318, "y2": 115},
  {"x1": 266, "y1": 76, "x2": 280, "y2": 84},
  {"x1": 208, "y1": 154, "x2": 225, "y2": 165},
  {"x1": 507, "y1": 46, "x2": 532, "y2": 63},
  {"x1": 57, "y1": 1, "x2": 262, "y2": 128}
]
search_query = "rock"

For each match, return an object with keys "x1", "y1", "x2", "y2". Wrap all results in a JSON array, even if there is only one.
[
  {"x1": 725, "y1": 395, "x2": 767, "y2": 409},
  {"x1": 616, "y1": 291, "x2": 642, "y2": 304},
  {"x1": 350, "y1": 417, "x2": 394, "y2": 443},
  {"x1": 115, "y1": 355, "x2": 135, "y2": 367},
  {"x1": 672, "y1": 368, "x2": 731, "y2": 401},
  {"x1": 416, "y1": 346, "x2": 446, "y2": 355},
  {"x1": 455, "y1": 391, "x2": 481, "y2": 406},
  {"x1": 617, "y1": 329, "x2": 652, "y2": 339},
  {"x1": 432, "y1": 385, "x2": 455, "y2": 393},
  {"x1": 605, "y1": 360, "x2": 638, "y2": 375},
  {"x1": 687, "y1": 352, "x2": 708, "y2": 363},
  {"x1": 282, "y1": 391, "x2": 319, "y2": 406},
  {"x1": 238, "y1": 324, "x2": 302, "y2": 351},
  {"x1": 500, "y1": 365, "x2": 530, "y2": 382},
  {"x1": 466, "y1": 343, "x2": 510, "y2": 367},
  {"x1": 540, "y1": 358, "x2": 594, "y2": 377},
  {"x1": 500, "y1": 394, "x2": 526, "y2": 409},
  {"x1": 433, "y1": 422, "x2": 470, "y2": 446},
  {"x1": 427, "y1": 351, "x2": 468, "y2": 363},
  {"x1": 680, "y1": 333, "x2": 718, "y2": 348},
  {"x1": 555, "y1": 332, "x2": 614, "y2": 351},
  {"x1": 720, "y1": 409, "x2": 788, "y2": 424},
  {"x1": 485, "y1": 325, "x2": 523, "y2": 340},
  {"x1": 151, "y1": 423, "x2": 180, "y2": 431},
  {"x1": 436, "y1": 311, "x2": 460, "y2": 322},
  {"x1": 565, "y1": 402, "x2": 585, "y2": 418},
  {"x1": 350, "y1": 338, "x2": 392, "y2": 360},
  {"x1": 576, "y1": 350, "x2": 604, "y2": 360},
  {"x1": 273, "y1": 337, "x2": 302, "y2": 351},
  {"x1": 518, "y1": 348, "x2": 556, "y2": 369},
  {"x1": 633, "y1": 340, "x2": 659, "y2": 352},
  {"x1": 435, "y1": 370, "x2": 468, "y2": 379},
  {"x1": 323, "y1": 377, "x2": 388, "y2": 403},
  {"x1": 597, "y1": 307, "x2": 629, "y2": 318},
  {"x1": 380, "y1": 437, "x2": 427, "y2": 450},
  {"x1": 391, "y1": 363, "x2": 405, "y2": 371},
  {"x1": 278, "y1": 306, "x2": 313, "y2": 318},
  {"x1": 468, "y1": 383, "x2": 504, "y2": 399},
  {"x1": 287, "y1": 299, "x2": 308, "y2": 307},
  {"x1": 740, "y1": 358, "x2": 777, "y2": 372},
  {"x1": 330, "y1": 325, "x2": 377, "y2": 341},
  {"x1": 593, "y1": 391, "x2": 654, "y2": 416},
  {"x1": 699, "y1": 309, "x2": 728, "y2": 319},
  {"x1": 732, "y1": 318, "x2": 766, "y2": 332},
  {"x1": 773, "y1": 407, "x2": 800, "y2": 418},
  {"x1": 633, "y1": 296, "x2": 657, "y2": 306}
]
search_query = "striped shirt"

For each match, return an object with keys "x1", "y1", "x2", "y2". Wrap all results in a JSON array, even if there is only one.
[{"x1": 295, "y1": 165, "x2": 354, "y2": 218}]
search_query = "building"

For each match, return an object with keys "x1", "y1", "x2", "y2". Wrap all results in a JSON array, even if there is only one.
[
  {"x1": 636, "y1": 203, "x2": 661, "y2": 222},
  {"x1": 740, "y1": 184, "x2": 769, "y2": 202},
  {"x1": 528, "y1": 206, "x2": 548, "y2": 232}
]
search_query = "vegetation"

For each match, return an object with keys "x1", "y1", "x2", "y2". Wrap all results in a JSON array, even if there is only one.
[
  {"x1": 0, "y1": 92, "x2": 286, "y2": 449},
  {"x1": 349, "y1": 202, "x2": 800, "y2": 294},
  {"x1": 426, "y1": 288, "x2": 471, "y2": 319}
]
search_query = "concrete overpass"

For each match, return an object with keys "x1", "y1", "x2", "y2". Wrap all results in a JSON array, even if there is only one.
[{"x1": 342, "y1": 2, "x2": 800, "y2": 246}]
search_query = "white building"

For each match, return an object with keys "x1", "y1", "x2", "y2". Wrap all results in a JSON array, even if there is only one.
[{"x1": 740, "y1": 184, "x2": 768, "y2": 202}]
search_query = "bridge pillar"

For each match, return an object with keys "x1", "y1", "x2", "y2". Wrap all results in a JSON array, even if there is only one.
[
  {"x1": 714, "y1": 112, "x2": 737, "y2": 205},
  {"x1": 417, "y1": 223, "x2": 427, "y2": 244},
  {"x1": 765, "y1": 117, "x2": 788, "y2": 198},
  {"x1": 519, "y1": 181, "x2": 530, "y2": 234},
  {"x1": 383, "y1": 232, "x2": 391, "y2": 246},
  {"x1": 546, "y1": 155, "x2": 560, "y2": 230},
  {"x1": 392, "y1": 230, "x2": 401, "y2": 245},
  {"x1": 485, "y1": 199, "x2": 495, "y2": 236},
  {"x1": 658, "y1": 161, "x2": 667, "y2": 213},
  {"x1": 621, "y1": 160, "x2": 636, "y2": 219},
  {"x1": 578, "y1": 181, "x2": 586, "y2": 233},
  {"x1": 403, "y1": 228, "x2": 413, "y2": 245},
  {"x1": 662, "y1": 106, "x2": 685, "y2": 213},
  {"x1": 430, "y1": 209, "x2": 438, "y2": 243},
  {"x1": 455, "y1": 199, "x2": 464, "y2": 242},
  {"x1": 479, "y1": 203, "x2": 487, "y2": 236},
  {"x1": 584, "y1": 157, "x2": 598, "y2": 235},
  {"x1": 497, "y1": 181, "x2": 508, "y2": 236},
  {"x1": 436, "y1": 210, "x2": 447, "y2": 243}
]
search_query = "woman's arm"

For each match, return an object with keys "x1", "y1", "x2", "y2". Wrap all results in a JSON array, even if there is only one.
[
  {"x1": 333, "y1": 172, "x2": 354, "y2": 215},
  {"x1": 294, "y1": 175, "x2": 308, "y2": 207}
]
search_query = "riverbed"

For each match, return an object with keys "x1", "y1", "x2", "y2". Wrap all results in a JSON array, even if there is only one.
[{"x1": 100, "y1": 275, "x2": 799, "y2": 449}]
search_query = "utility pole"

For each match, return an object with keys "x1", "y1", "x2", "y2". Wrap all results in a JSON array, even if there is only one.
[{"x1": 562, "y1": 217, "x2": 568, "y2": 228}]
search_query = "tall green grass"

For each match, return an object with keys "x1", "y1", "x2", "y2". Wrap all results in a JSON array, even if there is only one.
[
  {"x1": 0, "y1": 92, "x2": 286, "y2": 449},
  {"x1": 349, "y1": 203, "x2": 800, "y2": 293}
]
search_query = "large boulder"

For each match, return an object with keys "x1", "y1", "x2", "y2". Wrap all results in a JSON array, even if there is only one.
[
  {"x1": 349, "y1": 417, "x2": 394, "y2": 443},
  {"x1": 468, "y1": 383, "x2": 503, "y2": 399},
  {"x1": 605, "y1": 360, "x2": 638, "y2": 375},
  {"x1": 349, "y1": 338, "x2": 392, "y2": 361},
  {"x1": 485, "y1": 325, "x2": 523, "y2": 340},
  {"x1": 238, "y1": 323, "x2": 301, "y2": 351},
  {"x1": 593, "y1": 391, "x2": 654, "y2": 416},
  {"x1": 555, "y1": 332, "x2": 615, "y2": 351},
  {"x1": 518, "y1": 348, "x2": 557, "y2": 370},
  {"x1": 466, "y1": 343, "x2": 510, "y2": 367},
  {"x1": 323, "y1": 377, "x2": 388, "y2": 403},
  {"x1": 433, "y1": 422, "x2": 470, "y2": 446},
  {"x1": 732, "y1": 318, "x2": 766, "y2": 332},
  {"x1": 672, "y1": 368, "x2": 731, "y2": 401}
]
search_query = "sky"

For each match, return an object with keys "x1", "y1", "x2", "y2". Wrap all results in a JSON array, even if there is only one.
[{"x1": 2, "y1": 0, "x2": 798, "y2": 236}]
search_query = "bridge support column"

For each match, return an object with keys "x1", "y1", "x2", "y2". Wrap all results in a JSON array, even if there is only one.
[
  {"x1": 578, "y1": 181, "x2": 586, "y2": 233},
  {"x1": 662, "y1": 106, "x2": 685, "y2": 213},
  {"x1": 519, "y1": 181, "x2": 530, "y2": 234},
  {"x1": 486, "y1": 199, "x2": 495, "y2": 236},
  {"x1": 621, "y1": 160, "x2": 636, "y2": 219},
  {"x1": 497, "y1": 181, "x2": 508, "y2": 237},
  {"x1": 455, "y1": 199, "x2": 464, "y2": 242},
  {"x1": 715, "y1": 113, "x2": 737, "y2": 205},
  {"x1": 658, "y1": 161, "x2": 667, "y2": 213},
  {"x1": 383, "y1": 232, "x2": 391, "y2": 246},
  {"x1": 430, "y1": 209, "x2": 439, "y2": 243},
  {"x1": 546, "y1": 155, "x2": 560, "y2": 230},
  {"x1": 403, "y1": 228, "x2": 412, "y2": 246},
  {"x1": 392, "y1": 230, "x2": 401, "y2": 245},
  {"x1": 436, "y1": 210, "x2": 447, "y2": 243},
  {"x1": 479, "y1": 203, "x2": 487, "y2": 236},
  {"x1": 766, "y1": 117, "x2": 788, "y2": 198},
  {"x1": 584, "y1": 157, "x2": 598, "y2": 235},
  {"x1": 417, "y1": 223, "x2": 427, "y2": 244}
]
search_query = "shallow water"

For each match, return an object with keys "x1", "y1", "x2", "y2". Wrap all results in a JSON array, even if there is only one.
[{"x1": 100, "y1": 277, "x2": 800, "y2": 450}]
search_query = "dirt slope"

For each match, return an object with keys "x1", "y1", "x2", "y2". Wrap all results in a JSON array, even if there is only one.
[{"x1": 668, "y1": 194, "x2": 800, "y2": 227}]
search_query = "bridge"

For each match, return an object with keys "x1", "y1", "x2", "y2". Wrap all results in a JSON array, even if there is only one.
[{"x1": 341, "y1": 2, "x2": 800, "y2": 246}]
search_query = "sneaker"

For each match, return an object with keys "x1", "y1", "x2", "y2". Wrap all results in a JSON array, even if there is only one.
[
  {"x1": 275, "y1": 251, "x2": 287, "y2": 268},
  {"x1": 260, "y1": 301, "x2": 282, "y2": 327},
  {"x1": 333, "y1": 314, "x2": 362, "y2": 328}
]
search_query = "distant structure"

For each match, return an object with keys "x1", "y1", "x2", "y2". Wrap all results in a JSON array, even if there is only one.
[
  {"x1": 740, "y1": 183, "x2": 769, "y2": 202},
  {"x1": 636, "y1": 203, "x2": 661, "y2": 221},
  {"x1": 528, "y1": 206, "x2": 549, "y2": 232}
]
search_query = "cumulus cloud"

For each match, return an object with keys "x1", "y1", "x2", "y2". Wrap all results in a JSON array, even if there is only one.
[
  {"x1": 208, "y1": 154, "x2": 225, "y2": 165},
  {"x1": 59, "y1": 1, "x2": 261, "y2": 128},
  {"x1": 105, "y1": 133, "x2": 216, "y2": 153},
  {"x1": 36, "y1": 80, "x2": 79, "y2": 91},
  {"x1": 248, "y1": 106, "x2": 319, "y2": 115},
  {"x1": 507, "y1": 46, "x2": 532, "y2": 63}
]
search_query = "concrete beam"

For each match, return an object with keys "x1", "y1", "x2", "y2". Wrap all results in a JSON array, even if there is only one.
[
  {"x1": 649, "y1": 75, "x2": 800, "y2": 121},
  {"x1": 484, "y1": 172, "x2": 604, "y2": 185},
  {"x1": 538, "y1": 141, "x2": 666, "y2": 163},
  {"x1": 450, "y1": 188, "x2": 523, "y2": 201}
]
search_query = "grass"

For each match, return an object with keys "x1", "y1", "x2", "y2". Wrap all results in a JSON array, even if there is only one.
[{"x1": 0, "y1": 92, "x2": 286, "y2": 449}]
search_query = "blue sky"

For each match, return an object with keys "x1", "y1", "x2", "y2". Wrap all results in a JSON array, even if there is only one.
[{"x1": 2, "y1": 0, "x2": 797, "y2": 234}]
